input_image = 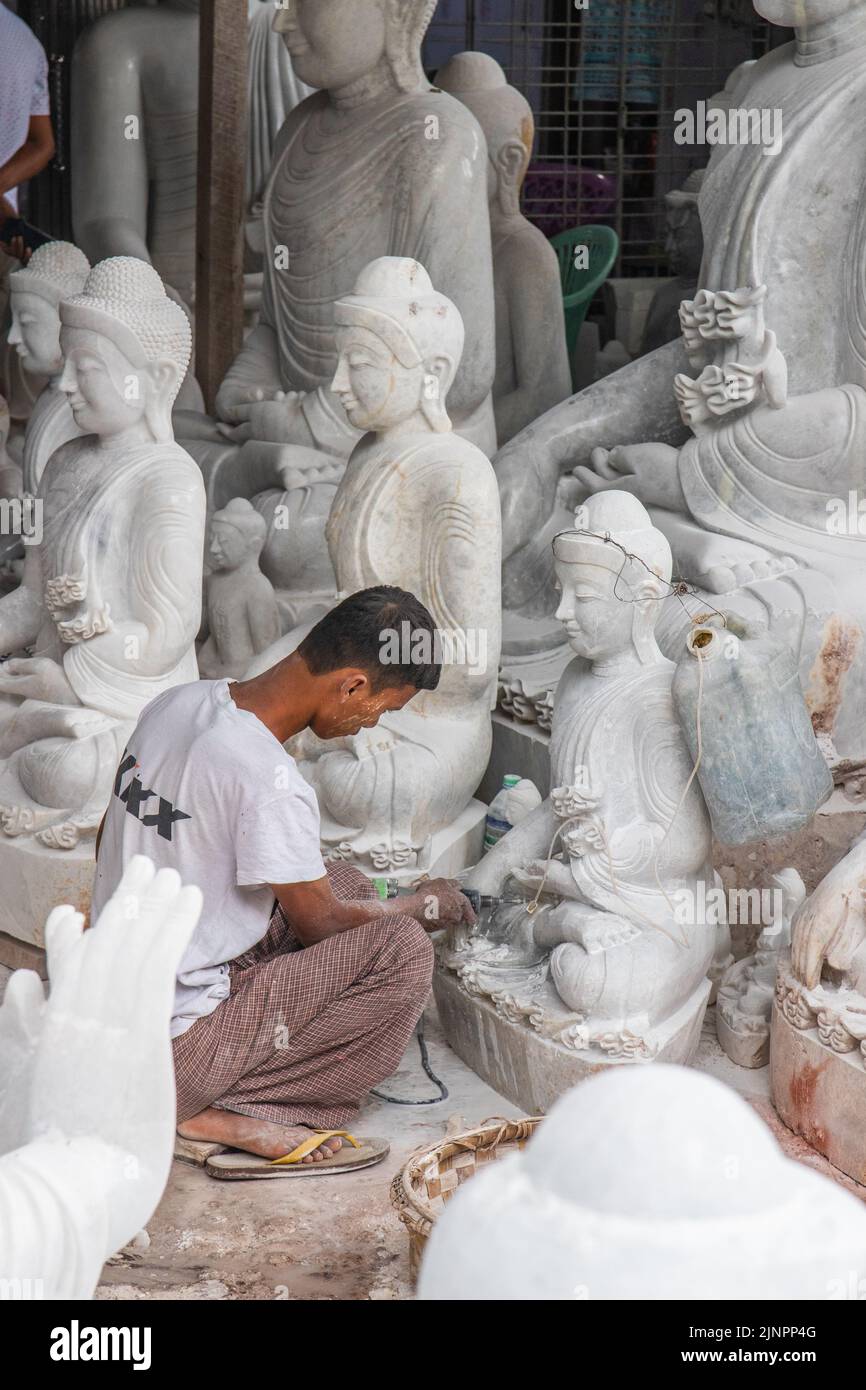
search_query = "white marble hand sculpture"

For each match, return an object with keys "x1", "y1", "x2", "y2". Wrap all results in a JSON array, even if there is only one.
[
  {"x1": 0, "y1": 256, "x2": 205, "y2": 944},
  {"x1": 772, "y1": 833, "x2": 866, "y2": 1184},
  {"x1": 247, "y1": 256, "x2": 501, "y2": 875},
  {"x1": 8, "y1": 240, "x2": 91, "y2": 496},
  {"x1": 177, "y1": 0, "x2": 496, "y2": 625},
  {"x1": 418, "y1": 1064, "x2": 866, "y2": 1300},
  {"x1": 435, "y1": 51, "x2": 570, "y2": 446},
  {"x1": 455, "y1": 492, "x2": 714, "y2": 1062},
  {"x1": 495, "y1": 0, "x2": 866, "y2": 761},
  {"x1": 198, "y1": 497, "x2": 280, "y2": 679},
  {"x1": 0, "y1": 855, "x2": 202, "y2": 1300}
]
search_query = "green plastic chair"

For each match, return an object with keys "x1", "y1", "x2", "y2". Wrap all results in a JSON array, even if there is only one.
[{"x1": 550, "y1": 224, "x2": 620, "y2": 366}]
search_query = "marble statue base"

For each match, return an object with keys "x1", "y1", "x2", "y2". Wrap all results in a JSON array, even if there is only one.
[
  {"x1": 0, "y1": 831, "x2": 93, "y2": 947},
  {"x1": 770, "y1": 965, "x2": 866, "y2": 1187},
  {"x1": 433, "y1": 963, "x2": 711, "y2": 1114}
]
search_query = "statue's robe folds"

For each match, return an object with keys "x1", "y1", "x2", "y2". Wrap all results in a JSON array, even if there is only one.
[
  {"x1": 545, "y1": 656, "x2": 715, "y2": 1027},
  {"x1": 0, "y1": 438, "x2": 205, "y2": 826},
  {"x1": 190, "y1": 87, "x2": 497, "y2": 613},
  {"x1": 287, "y1": 429, "x2": 501, "y2": 872}
]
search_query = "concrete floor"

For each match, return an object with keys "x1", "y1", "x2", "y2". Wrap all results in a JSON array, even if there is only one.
[{"x1": 1, "y1": 962, "x2": 860, "y2": 1300}]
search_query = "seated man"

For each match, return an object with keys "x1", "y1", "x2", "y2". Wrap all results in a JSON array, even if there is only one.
[{"x1": 93, "y1": 586, "x2": 474, "y2": 1175}]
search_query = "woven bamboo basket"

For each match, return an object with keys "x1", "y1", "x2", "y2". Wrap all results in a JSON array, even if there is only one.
[{"x1": 390, "y1": 1116, "x2": 543, "y2": 1283}]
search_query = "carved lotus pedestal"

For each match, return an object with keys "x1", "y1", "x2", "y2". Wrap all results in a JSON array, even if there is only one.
[
  {"x1": 770, "y1": 956, "x2": 866, "y2": 1186},
  {"x1": 0, "y1": 828, "x2": 92, "y2": 959},
  {"x1": 433, "y1": 955, "x2": 711, "y2": 1114}
]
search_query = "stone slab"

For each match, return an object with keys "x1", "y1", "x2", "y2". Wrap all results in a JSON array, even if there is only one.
[
  {"x1": 433, "y1": 965, "x2": 710, "y2": 1114},
  {"x1": 0, "y1": 928, "x2": 47, "y2": 978},
  {"x1": 0, "y1": 833, "x2": 94, "y2": 947},
  {"x1": 770, "y1": 1000, "x2": 866, "y2": 1187}
]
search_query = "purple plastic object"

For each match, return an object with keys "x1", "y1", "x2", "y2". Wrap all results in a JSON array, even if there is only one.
[{"x1": 523, "y1": 162, "x2": 618, "y2": 240}]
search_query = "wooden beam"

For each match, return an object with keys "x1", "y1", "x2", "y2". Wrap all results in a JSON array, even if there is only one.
[{"x1": 195, "y1": 0, "x2": 248, "y2": 413}]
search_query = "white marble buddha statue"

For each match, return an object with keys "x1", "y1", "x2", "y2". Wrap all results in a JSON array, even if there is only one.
[
  {"x1": 462, "y1": 492, "x2": 716, "y2": 1055},
  {"x1": 0, "y1": 395, "x2": 22, "y2": 501},
  {"x1": 182, "y1": 0, "x2": 496, "y2": 624},
  {"x1": 198, "y1": 498, "x2": 280, "y2": 680},
  {"x1": 494, "y1": 0, "x2": 866, "y2": 761},
  {"x1": 70, "y1": 0, "x2": 309, "y2": 318},
  {"x1": 435, "y1": 51, "x2": 571, "y2": 446},
  {"x1": 8, "y1": 241, "x2": 91, "y2": 496},
  {"x1": 0, "y1": 257, "x2": 205, "y2": 853},
  {"x1": 248, "y1": 256, "x2": 501, "y2": 874}
]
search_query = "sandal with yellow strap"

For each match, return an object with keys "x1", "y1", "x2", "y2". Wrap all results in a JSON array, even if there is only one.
[{"x1": 202, "y1": 1129, "x2": 390, "y2": 1180}]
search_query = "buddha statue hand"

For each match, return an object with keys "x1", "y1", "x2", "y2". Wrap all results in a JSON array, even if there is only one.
[
  {"x1": 218, "y1": 391, "x2": 314, "y2": 448},
  {"x1": 790, "y1": 839, "x2": 866, "y2": 991},
  {"x1": 535, "y1": 899, "x2": 642, "y2": 955},
  {"x1": 573, "y1": 442, "x2": 686, "y2": 512},
  {"x1": 511, "y1": 856, "x2": 577, "y2": 900},
  {"x1": 0, "y1": 657, "x2": 78, "y2": 706}
]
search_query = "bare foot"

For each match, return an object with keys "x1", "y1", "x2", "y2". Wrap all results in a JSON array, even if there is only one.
[{"x1": 178, "y1": 1108, "x2": 344, "y2": 1163}]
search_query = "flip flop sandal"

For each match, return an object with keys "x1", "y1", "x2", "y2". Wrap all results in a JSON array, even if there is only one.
[{"x1": 204, "y1": 1129, "x2": 390, "y2": 1180}]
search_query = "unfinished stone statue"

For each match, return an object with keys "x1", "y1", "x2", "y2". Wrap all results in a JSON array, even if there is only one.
[
  {"x1": 0, "y1": 855, "x2": 202, "y2": 1300},
  {"x1": 198, "y1": 498, "x2": 280, "y2": 680},
  {"x1": 716, "y1": 868, "x2": 805, "y2": 1068},
  {"x1": 8, "y1": 241, "x2": 91, "y2": 496},
  {"x1": 418, "y1": 1065, "x2": 866, "y2": 1300},
  {"x1": 640, "y1": 169, "x2": 705, "y2": 356},
  {"x1": 435, "y1": 493, "x2": 716, "y2": 1113},
  {"x1": 435, "y1": 51, "x2": 571, "y2": 446},
  {"x1": 182, "y1": 0, "x2": 495, "y2": 625},
  {"x1": 248, "y1": 257, "x2": 501, "y2": 876},
  {"x1": 0, "y1": 257, "x2": 205, "y2": 945},
  {"x1": 772, "y1": 833, "x2": 866, "y2": 1184},
  {"x1": 71, "y1": 0, "x2": 310, "y2": 316},
  {"x1": 0, "y1": 395, "x2": 22, "y2": 501},
  {"x1": 495, "y1": 0, "x2": 866, "y2": 762}
]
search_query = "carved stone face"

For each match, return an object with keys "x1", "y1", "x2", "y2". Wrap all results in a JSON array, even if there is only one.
[
  {"x1": 332, "y1": 326, "x2": 424, "y2": 432},
  {"x1": 273, "y1": 0, "x2": 388, "y2": 91},
  {"x1": 8, "y1": 292, "x2": 62, "y2": 377},
  {"x1": 754, "y1": 0, "x2": 862, "y2": 23},
  {"x1": 57, "y1": 327, "x2": 148, "y2": 438},
  {"x1": 209, "y1": 520, "x2": 255, "y2": 572},
  {"x1": 554, "y1": 555, "x2": 636, "y2": 662}
]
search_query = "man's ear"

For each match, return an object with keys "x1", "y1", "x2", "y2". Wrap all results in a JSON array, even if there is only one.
[{"x1": 339, "y1": 670, "x2": 370, "y2": 700}]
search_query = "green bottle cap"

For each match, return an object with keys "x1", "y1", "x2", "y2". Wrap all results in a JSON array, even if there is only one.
[{"x1": 503, "y1": 774, "x2": 521, "y2": 788}]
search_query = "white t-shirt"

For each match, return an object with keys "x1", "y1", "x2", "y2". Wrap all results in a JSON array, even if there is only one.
[
  {"x1": 0, "y1": 6, "x2": 51, "y2": 213},
  {"x1": 92, "y1": 679, "x2": 326, "y2": 1038}
]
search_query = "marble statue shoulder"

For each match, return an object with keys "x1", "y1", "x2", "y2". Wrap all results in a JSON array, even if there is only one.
[{"x1": 0, "y1": 256, "x2": 205, "y2": 947}]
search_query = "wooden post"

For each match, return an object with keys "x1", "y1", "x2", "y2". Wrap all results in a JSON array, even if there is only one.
[{"x1": 196, "y1": 0, "x2": 248, "y2": 413}]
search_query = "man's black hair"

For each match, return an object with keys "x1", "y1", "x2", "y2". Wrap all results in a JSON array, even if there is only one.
[{"x1": 298, "y1": 586, "x2": 441, "y2": 693}]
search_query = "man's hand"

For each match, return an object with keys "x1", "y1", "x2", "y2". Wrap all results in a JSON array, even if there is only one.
[
  {"x1": 407, "y1": 877, "x2": 477, "y2": 932},
  {"x1": 270, "y1": 872, "x2": 475, "y2": 947}
]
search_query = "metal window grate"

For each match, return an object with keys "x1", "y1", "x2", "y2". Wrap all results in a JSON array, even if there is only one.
[{"x1": 424, "y1": 0, "x2": 791, "y2": 276}]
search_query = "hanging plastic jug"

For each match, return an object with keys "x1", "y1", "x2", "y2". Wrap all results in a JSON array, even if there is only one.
[{"x1": 671, "y1": 620, "x2": 833, "y2": 847}]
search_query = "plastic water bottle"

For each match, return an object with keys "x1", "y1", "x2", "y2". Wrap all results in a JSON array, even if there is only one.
[{"x1": 483, "y1": 774, "x2": 542, "y2": 853}]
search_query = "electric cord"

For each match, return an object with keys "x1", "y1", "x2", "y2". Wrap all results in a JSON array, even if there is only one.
[{"x1": 369, "y1": 1022, "x2": 449, "y2": 1105}]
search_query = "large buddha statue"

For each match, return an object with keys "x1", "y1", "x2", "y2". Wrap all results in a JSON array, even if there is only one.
[
  {"x1": 182, "y1": 0, "x2": 496, "y2": 625},
  {"x1": 71, "y1": 0, "x2": 309, "y2": 316},
  {"x1": 435, "y1": 51, "x2": 571, "y2": 445},
  {"x1": 436, "y1": 493, "x2": 717, "y2": 1109},
  {"x1": 8, "y1": 241, "x2": 91, "y2": 496},
  {"x1": 495, "y1": 0, "x2": 866, "y2": 760},
  {"x1": 0, "y1": 257, "x2": 205, "y2": 941},
  {"x1": 247, "y1": 257, "x2": 501, "y2": 876}
]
